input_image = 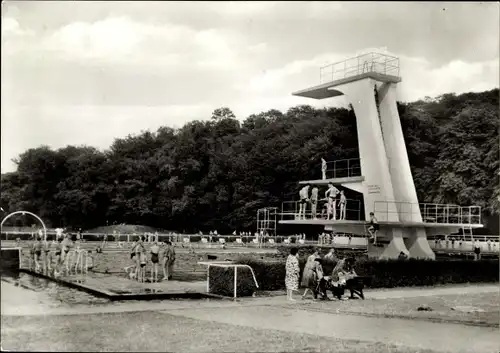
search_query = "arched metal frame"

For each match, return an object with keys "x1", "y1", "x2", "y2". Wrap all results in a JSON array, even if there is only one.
[{"x1": 1, "y1": 211, "x2": 48, "y2": 242}]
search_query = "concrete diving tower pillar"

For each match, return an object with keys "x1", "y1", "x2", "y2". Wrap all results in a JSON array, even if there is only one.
[{"x1": 293, "y1": 52, "x2": 434, "y2": 259}]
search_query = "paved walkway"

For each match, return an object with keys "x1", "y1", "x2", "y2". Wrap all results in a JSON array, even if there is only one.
[
  {"x1": 2, "y1": 281, "x2": 499, "y2": 352},
  {"x1": 363, "y1": 283, "x2": 499, "y2": 299},
  {"x1": 2, "y1": 282, "x2": 498, "y2": 316},
  {"x1": 164, "y1": 305, "x2": 499, "y2": 353}
]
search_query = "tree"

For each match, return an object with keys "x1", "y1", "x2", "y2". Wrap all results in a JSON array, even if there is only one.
[
  {"x1": 211, "y1": 107, "x2": 236, "y2": 121},
  {"x1": 1, "y1": 88, "x2": 498, "y2": 233}
]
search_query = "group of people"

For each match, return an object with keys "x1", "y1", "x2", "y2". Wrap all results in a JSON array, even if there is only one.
[
  {"x1": 298, "y1": 183, "x2": 347, "y2": 221},
  {"x1": 124, "y1": 236, "x2": 176, "y2": 282},
  {"x1": 285, "y1": 247, "x2": 358, "y2": 301},
  {"x1": 29, "y1": 231, "x2": 98, "y2": 276}
]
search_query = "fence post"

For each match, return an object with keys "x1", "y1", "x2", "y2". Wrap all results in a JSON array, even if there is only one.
[
  {"x1": 234, "y1": 267, "x2": 238, "y2": 299},
  {"x1": 207, "y1": 265, "x2": 210, "y2": 293}
]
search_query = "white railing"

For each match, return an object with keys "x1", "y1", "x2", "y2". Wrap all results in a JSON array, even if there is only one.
[
  {"x1": 373, "y1": 201, "x2": 482, "y2": 225},
  {"x1": 256, "y1": 207, "x2": 278, "y2": 235},
  {"x1": 280, "y1": 199, "x2": 362, "y2": 221},
  {"x1": 429, "y1": 237, "x2": 499, "y2": 254},
  {"x1": 200, "y1": 262, "x2": 259, "y2": 298},
  {"x1": 320, "y1": 52, "x2": 400, "y2": 84},
  {"x1": 322, "y1": 158, "x2": 362, "y2": 180}
]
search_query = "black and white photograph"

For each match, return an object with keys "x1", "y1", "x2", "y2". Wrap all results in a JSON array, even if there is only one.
[{"x1": 1, "y1": 1, "x2": 499, "y2": 352}]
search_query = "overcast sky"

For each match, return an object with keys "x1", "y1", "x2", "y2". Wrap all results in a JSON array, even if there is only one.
[{"x1": 2, "y1": 1, "x2": 499, "y2": 173}]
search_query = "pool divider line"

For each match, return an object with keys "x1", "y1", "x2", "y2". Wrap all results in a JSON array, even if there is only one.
[{"x1": 18, "y1": 268, "x2": 232, "y2": 301}]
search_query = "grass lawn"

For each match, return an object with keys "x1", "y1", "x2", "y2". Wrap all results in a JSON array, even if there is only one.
[
  {"x1": 294, "y1": 291, "x2": 499, "y2": 327},
  {"x1": 1, "y1": 311, "x2": 439, "y2": 353}
]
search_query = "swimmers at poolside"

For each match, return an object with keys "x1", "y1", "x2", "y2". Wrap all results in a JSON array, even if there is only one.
[
  {"x1": 32, "y1": 236, "x2": 43, "y2": 272},
  {"x1": 150, "y1": 241, "x2": 160, "y2": 282}
]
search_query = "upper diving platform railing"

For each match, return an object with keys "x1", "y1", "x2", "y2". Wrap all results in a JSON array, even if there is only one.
[
  {"x1": 322, "y1": 158, "x2": 362, "y2": 180},
  {"x1": 373, "y1": 201, "x2": 482, "y2": 225},
  {"x1": 319, "y1": 52, "x2": 400, "y2": 84},
  {"x1": 280, "y1": 199, "x2": 362, "y2": 221}
]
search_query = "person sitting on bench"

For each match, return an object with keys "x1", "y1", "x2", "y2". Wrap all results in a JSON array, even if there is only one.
[
  {"x1": 367, "y1": 212, "x2": 380, "y2": 245},
  {"x1": 329, "y1": 258, "x2": 349, "y2": 300},
  {"x1": 312, "y1": 258, "x2": 330, "y2": 301}
]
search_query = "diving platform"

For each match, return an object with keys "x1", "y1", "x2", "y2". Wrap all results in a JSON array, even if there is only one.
[
  {"x1": 268, "y1": 50, "x2": 484, "y2": 260},
  {"x1": 298, "y1": 176, "x2": 365, "y2": 185},
  {"x1": 292, "y1": 52, "x2": 401, "y2": 100},
  {"x1": 278, "y1": 219, "x2": 484, "y2": 229}
]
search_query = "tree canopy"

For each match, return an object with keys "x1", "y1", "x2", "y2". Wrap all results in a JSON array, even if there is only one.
[{"x1": 1, "y1": 89, "x2": 498, "y2": 234}]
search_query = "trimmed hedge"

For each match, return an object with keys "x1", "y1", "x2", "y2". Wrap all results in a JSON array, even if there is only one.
[
  {"x1": 235, "y1": 257, "x2": 499, "y2": 291},
  {"x1": 208, "y1": 265, "x2": 257, "y2": 297},
  {"x1": 276, "y1": 245, "x2": 366, "y2": 261}
]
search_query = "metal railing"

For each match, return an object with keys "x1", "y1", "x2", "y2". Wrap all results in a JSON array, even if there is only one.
[
  {"x1": 280, "y1": 199, "x2": 362, "y2": 221},
  {"x1": 322, "y1": 158, "x2": 362, "y2": 180},
  {"x1": 256, "y1": 207, "x2": 278, "y2": 235},
  {"x1": 373, "y1": 201, "x2": 482, "y2": 225},
  {"x1": 320, "y1": 52, "x2": 400, "y2": 84}
]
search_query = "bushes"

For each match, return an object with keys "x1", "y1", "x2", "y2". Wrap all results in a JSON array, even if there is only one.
[
  {"x1": 208, "y1": 265, "x2": 258, "y2": 297},
  {"x1": 355, "y1": 259, "x2": 499, "y2": 288},
  {"x1": 233, "y1": 257, "x2": 499, "y2": 292},
  {"x1": 276, "y1": 245, "x2": 366, "y2": 261}
]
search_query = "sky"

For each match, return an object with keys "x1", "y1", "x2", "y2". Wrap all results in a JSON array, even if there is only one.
[{"x1": 2, "y1": 1, "x2": 499, "y2": 173}]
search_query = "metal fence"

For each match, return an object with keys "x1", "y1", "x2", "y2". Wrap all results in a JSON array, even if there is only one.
[
  {"x1": 322, "y1": 158, "x2": 362, "y2": 179},
  {"x1": 280, "y1": 199, "x2": 362, "y2": 221},
  {"x1": 373, "y1": 201, "x2": 482, "y2": 225},
  {"x1": 320, "y1": 52, "x2": 400, "y2": 84}
]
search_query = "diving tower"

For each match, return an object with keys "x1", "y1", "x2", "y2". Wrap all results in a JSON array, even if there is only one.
[{"x1": 275, "y1": 52, "x2": 483, "y2": 260}]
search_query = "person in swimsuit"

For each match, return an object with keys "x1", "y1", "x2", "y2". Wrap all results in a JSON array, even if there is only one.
[
  {"x1": 325, "y1": 183, "x2": 340, "y2": 220},
  {"x1": 367, "y1": 212, "x2": 380, "y2": 245},
  {"x1": 61, "y1": 234, "x2": 74, "y2": 272},
  {"x1": 54, "y1": 237, "x2": 63, "y2": 267},
  {"x1": 298, "y1": 184, "x2": 310, "y2": 220},
  {"x1": 44, "y1": 240, "x2": 52, "y2": 273},
  {"x1": 133, "y1": 236, "x2": 146, "y2": 282},
  {"x1": 310, "y1": 186, "x2": 319, "y2": 219},
  {"x1": 339, "y1": 190, "x2": 347, "y2": 220},
  {"x1": 321, "y1": 158, "x2": 327, "y2": 180},
  {"x1": 150, "y1": 241, "x2": 160, "y2": 282},
  {"x1": 162, "y1": 241, "x2": 176, "y2": 281},
  {"x1": 33, "y1": 237, "x2": 43, "y2": 272}
]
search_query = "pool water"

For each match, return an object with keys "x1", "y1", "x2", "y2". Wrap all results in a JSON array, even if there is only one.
[{"x1": 1, "y1": 270, "x2": 110, "y2": 309}]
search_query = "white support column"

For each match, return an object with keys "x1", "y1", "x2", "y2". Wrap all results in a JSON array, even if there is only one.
[
  {"x1": 377, "y1": 83, "x2": 421, "y2": 220},
  {"x1": 332, "y1": 78, "x2": 399, "y2": 222},
  {"x1": 376, "y1": 82, "x2": 434, "y2": 259}
]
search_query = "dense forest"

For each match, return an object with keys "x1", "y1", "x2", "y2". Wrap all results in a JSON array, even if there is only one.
[{"x1": 1, "y1": 89, "x2": 499, "y2": 234}]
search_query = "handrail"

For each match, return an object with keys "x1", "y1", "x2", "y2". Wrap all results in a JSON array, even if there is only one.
[
  {"x1": 319, "y1": 52, "x2": 400, "y2": 84},
  {"x1": 373, "y1": 201, "x2": 482, "y2": 224},
  {"x1": 200, "y1": 262, "x2": 259, "y2": 298},
  {"x1": 281, "y1": 198, "x2": 362, "y2": 221},
  {"x1": 321, "y1": 158, "x2": 362, "y2": 179}
]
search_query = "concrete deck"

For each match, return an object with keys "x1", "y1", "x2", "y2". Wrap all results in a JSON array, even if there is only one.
[
  {"x1": 279, "y1": 219, "x2": 484, "y2": 229},
  {"x1": 298, "y1": 176, "x2": 365, "y2": 185},
  {"x1": 292, "y1": 72, "x2": 402, "y2": 99},
  {"x1": 19, "y1": 268, "x2": 211, "y2": 301}
]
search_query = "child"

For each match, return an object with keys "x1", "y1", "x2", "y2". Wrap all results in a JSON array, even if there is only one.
[
  {"x1": 367, "y1": 212, "x2": 379, "y2": 245},
  {"x1": 32, "y1": 237, "x2": 43, "y2": 272},
  {"x1": 339, "y1": 190, "x2": 347, "y2": 220},
  {"x1": 131, "y1": 237, "x2": 146, "y2": 281},
  {"x1": 44, "y1": 240, "x2": 52, "y2": 272},
  {"x1": 150, "y1": 241, "x2": 160, "y2": 282},
  {"x1": 310, "y1": 186, "x2": 319, "y2": 219}
]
